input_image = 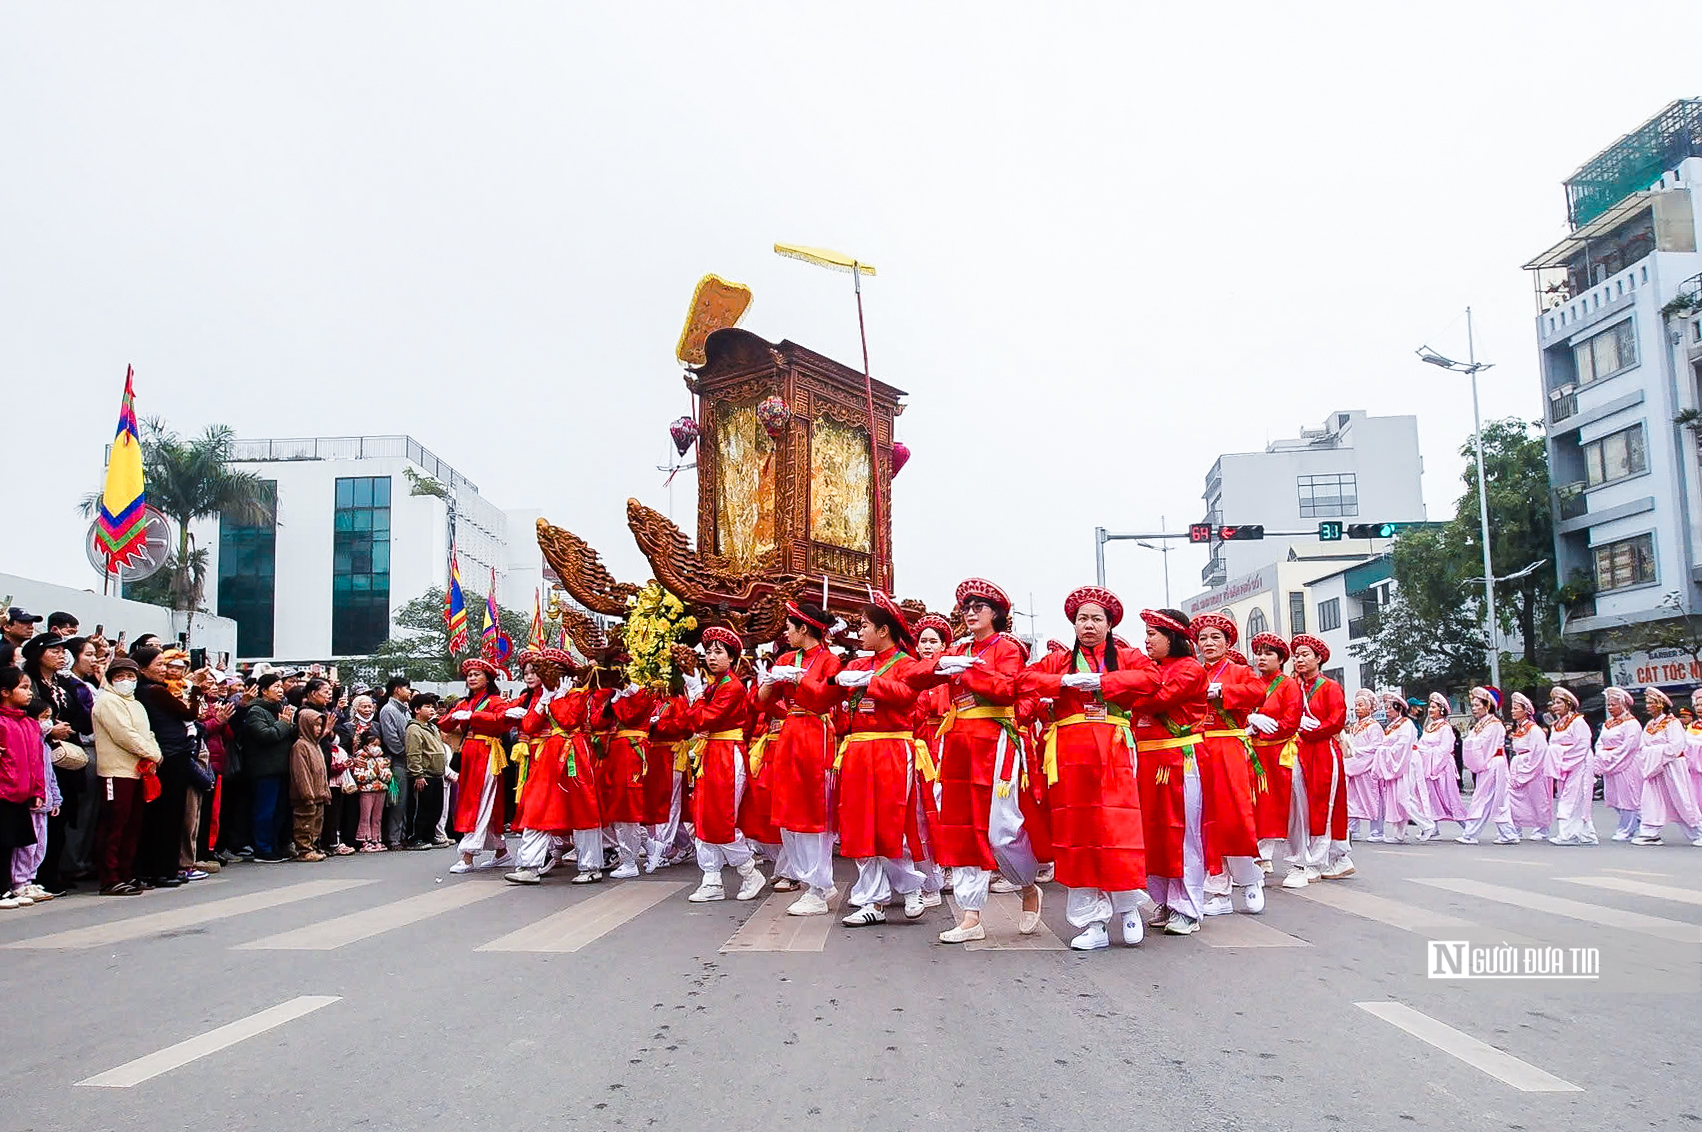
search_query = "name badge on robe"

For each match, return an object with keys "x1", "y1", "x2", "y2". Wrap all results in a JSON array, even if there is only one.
[
  {"x1": 857, "y1": 700, "x2": 876, "y2": 714},
  {"x1": 1083, "y1": 701, "x2": 1107, "y2": 722},
  {"x1": 767, "y1": 719, "x2": 784, "y2": 734},
  {"x1": 953, "y1": 693, "x2": 978, "y2": 712},
  {"x1": 1136, "y1": 716, "x2": 1153, "y2": 727}
]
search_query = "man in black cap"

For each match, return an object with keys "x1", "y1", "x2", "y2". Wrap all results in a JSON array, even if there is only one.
[{"x1": 2, "y1": 608, "x2": 41, "y2": 666}]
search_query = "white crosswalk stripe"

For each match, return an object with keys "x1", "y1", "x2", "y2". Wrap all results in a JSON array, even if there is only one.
[
  {"x1": 1289, "y1": 883, "x2": 1471, "y2": 931},
  {"x1": 77, "y1": 996, "x2": 340, "y2": 1087},
  {"x1": 1355, "y1": 1002, "x2": 1582, "y2": 1092},
  {"x1": 721, "y1": 887, "x2": 845, "y2": 952},
  {"x1": 1411, "y1": 878, "x2": 1702, "y2": 944},
  {"x1": 944, "y1": 893, "x2": 1067, "y2": 951},
  {"x1": 478, "y1": 881, "x2": 687, "y2": 952},
  {"x1": 1557, "y1": 875, "x2": 1702, "y2": 907},
  {"x1": 1202, "y1": 914, "x2": 1309, "y2": 948},
  {"x1": 4, "y1": 880, "x2": 373, "y2": 950},
  {"x1": 236, "y1": 881, "x2": 509, "y2": 950}
]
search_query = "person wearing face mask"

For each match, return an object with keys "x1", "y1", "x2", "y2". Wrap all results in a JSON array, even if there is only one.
[
  {"x1": 1017, "y1": 586, "x2": 1155, "y2": 949},
  {"x1": 905, "y1": 578, "x2": 1044, "y2": 944},
  {"x1": 90, "y1": 659, "x2": 161, "y2": 895}
]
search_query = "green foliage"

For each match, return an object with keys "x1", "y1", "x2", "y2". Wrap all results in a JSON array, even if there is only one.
[
  {"x1": 349, "y1": 586, "x2": 532, "y2": 685},
  {"x1": 1350, "y1": 592, "x2": 1488, "y2": 693}
]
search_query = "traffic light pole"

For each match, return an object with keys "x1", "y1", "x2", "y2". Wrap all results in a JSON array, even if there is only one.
[
  {"x1": 1466, "y1": 309, "x2": 1501, "y2": 691},
  {"x1": 1095, "y1": 525, "x2": 1324, "y2": 590}
]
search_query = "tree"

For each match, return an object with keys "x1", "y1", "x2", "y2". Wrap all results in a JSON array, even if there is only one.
[
  {"x1": 349, "y1": 586, "x2": 532, "y2": 685},
  {"x1": 1353, "y1": 417, "x2": 1570, "y2": 696},
  {"x1": 82, "y1": 418, "x2": 275, "y2": 612}
]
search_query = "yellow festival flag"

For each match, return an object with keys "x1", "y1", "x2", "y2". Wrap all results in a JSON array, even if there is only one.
[
  {"x1": 96, "y1": 365, "x2": 148, "y2": 569},
  {"x1": 773, "y1": 243, "x2": 876, "y2": 276}
]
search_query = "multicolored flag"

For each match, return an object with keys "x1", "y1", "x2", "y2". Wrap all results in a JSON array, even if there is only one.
[
  {"x1": 96, "y1": 365, "x2": 148, "y2": 570},
  {"x1": 446, "y1": 545, "x2": 468, "y2": 653},
  {"x1": 529, "y1": 587, "x2": 545, "y2": 649},
  {"x1": 481, "y1": 567, "x2": 499, "y2": 657}
]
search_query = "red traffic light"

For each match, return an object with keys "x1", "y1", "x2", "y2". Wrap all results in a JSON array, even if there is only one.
[
  {"x1": 1219, "y1": 524, "x2": 1265, "y2": 541},
  {"x1": 1188, "y1": 523, "x2": 1214, "y2": 544}
]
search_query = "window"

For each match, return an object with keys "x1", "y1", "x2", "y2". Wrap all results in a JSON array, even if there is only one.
[
  {"x1": 1583, "y1": 425, "x2": 1648, "y2": 487},
  {"x1": 1323, "y1": 667, "x2": 1345, "y2": 686},
  {"x1": 1318, "y1": 598, "x2": 1342, "y2": 632},
  {"x1": 1359, "y1": 663, "x2": 1377, "y2": 690},
  {"x1": 332, "y1": 476, "x2": 392, "y2": 655},
  {"x1": 1297, "y1": 473, "x2": 1358, "y2": 518},
  {"x1": 1288, "y1": 592, "x2": 1306, "y2": 634},
  {"x1": 1593, "y1": 533, "x2": 1655, "y2": 592},
  {"x1": 1246, "y1": 607, "x2": 1269, "y2": 638},
  {"x1": 1575, "y1": 319, "x2": 1636, "y2": 385},
  {"x1": 217, "y1": 481, "x2": 277, "y2": 657}
]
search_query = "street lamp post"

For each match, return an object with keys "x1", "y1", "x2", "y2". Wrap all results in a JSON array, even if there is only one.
[
  {"x1": 1095, "y1": 520, "x2": 1175, "y2": 604},
  {"x1": 1417, "y1": 307, "x2": 1500, "y2": 690},
  {"x1": 1135, "y1": 514, "x2": 1173, "y2": 607}
]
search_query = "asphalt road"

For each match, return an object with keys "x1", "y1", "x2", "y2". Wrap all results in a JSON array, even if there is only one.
[{"x1": 2, "y1": 803, "x2": 1698, "y2": 1132}]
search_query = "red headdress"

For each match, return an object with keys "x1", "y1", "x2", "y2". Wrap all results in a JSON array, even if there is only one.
[
  {"x1": 1046, "y1": 638, "x2": 1069, "y2": 655},
  {"x1": 700, "y1": 625, "x2": 743, "y2": 656},
  {"x1": 783, "y1": 600, "x2": 831, "y2": 633},
  {"x1": 1190, "y1": 612, "x2": 1238, "y2": 647},
  {"x1": 1248, "y1": 632, "x2": 1290, "y2": 661},
  {"x1": 1290, "y1": 634, "x2": 1330, "y2": 665},
  {"x1": 1063, "y1": 585, "x2": 1123, "y2": 627},
  {"x1": 537, "y1": 647, "x2": 578, "y2": 674},
  {"x1": 1140, "y1": 609, "x2": 1191, "y2": 638},
  {"x1": 512, "y1": 647, "x2": 542, "y2": 671},
  {"x1": 460, "y1": 656, "x2": 507, "y2": 682},
  {"x1": 913, "y1": 613, "x2": 953, "y2": 642},
  {"x1": 954, "y1": 577, "x2": 1010, "y2": 612},
  {"x1": 1227, "y1": 649, "x2": 1249, "y2": 667},
  {"x1": 862, "y1": 588, "x2": 915, "y2": 650}
]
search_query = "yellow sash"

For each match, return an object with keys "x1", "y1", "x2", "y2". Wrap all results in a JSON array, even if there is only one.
[
  {"x1": 940, "y1": 702, "x2": 1016, "y2": 736},
  {"x1": 509, "y1": 738, "x2": 533, "y2": 803},
  {"x1": 833, "y1": 730, "x2": 928, "y2": 773},
  {"x1": 747, "y1": 733, "x2": 771, "y2": 775},
  {"x1": 616, "y1": 728, "x2": 649, "y2": 781},
  {"x1": 1135, "y1": 732, "x2": 1198, "y2": 780},
  {"x1": 1041, "y1": 712, "x2": 1133, "y2": 785},
  {"x1": 1253, "y1": 735, "x2": 1301, "y2": 769},
  {"x1": 684, "y1": 729, "x2": 745, "y2": 779}
]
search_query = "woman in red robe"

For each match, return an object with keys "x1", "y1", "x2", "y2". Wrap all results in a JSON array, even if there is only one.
[
  {"x1": 1018, "y1": 586, "x2": 1153, "y2": 950},
  {"x1": 738, "y1": 673, "x2": 783, "y2": 863},
  {"x1": 1191, "y1": 613, "x2": 1267, "y2": 917},
  {"x1": 503, "y1": 648, "x2": 602, "y2": 885},
  {"x1": 755, "y1": 598, "x2": 843, "y2": 916},
  {"x1": 595, "y1": 675, "x2": 655, "y2": 880},
  {"x1": 904, "y1": 578, "x2": 1043, "y2": 945},
  {"x1": 907, "y1": 613, "x2": 954, "y2": 907},
  {"x1": 675, "y1": 626, "x2": 766, "y2": 903},
  {"x1": 1122, "y1": 609, "x2": 1209, "y2": 936},
  {"x1": 645, "y1": 682, "x2": 697, "y2": 872},
  {"x1": 1244, "y1": 633, "x2": 1303, "y2": 874},
  {"x1": 1283, "y1": 634, "x2": 1350, "y2": 889},
  {"x1": 442, "y1": 658, "x2": 515, "y2": 875}
]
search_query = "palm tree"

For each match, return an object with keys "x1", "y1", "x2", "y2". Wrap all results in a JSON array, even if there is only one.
[{"x1": 83, "y1": 419, "x2": 276, "y2": 612}]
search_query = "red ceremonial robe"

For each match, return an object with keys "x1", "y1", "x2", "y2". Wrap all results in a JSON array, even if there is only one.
[
  {"x1": 1296, "y1": 675, "x2": 1349, "y2": 839},
  {"x1": 444, "y1": 690, "x2": 511, "y2": 834},
  {"x1": 1198, "y1": 657, "x2": 1264, "y2": 869},
  {"x1": 1249, "y1": 672, "x2": 1304, "y2": 841},
  {"x1": 1017, "y1": 642, "x2": 1154, "y2": 893},
  {"x1": 514, "y1": 688, "x2": 600, "y2": 833},
  {"x1": 1122, "y1": 655, "x2": 1209, "y2": 879},
  {"x1": 905, "y1": 632, "x2": 1027, "y2": 871},
  {"x1": 596, "y1": 688, "x2": 654, "y2": 823},
  {"x1": 677, "y1": 673, "x2": 750, "y2": 845},
  {"x1": 910, "y1": 685, "x2": 950, "y2": 856},
  {"x1": 1015, "y1": 687, "x2": 1053, "y2": 862},
  {"x1": 760, "y1": 645, "x2": 843, "y2": 834},
  {"x1": 737, "y1": 685, "x2": 782, "y2": 845},
  {"x1": 837, "y1": 648, "x2": 921, "y2": 860}
]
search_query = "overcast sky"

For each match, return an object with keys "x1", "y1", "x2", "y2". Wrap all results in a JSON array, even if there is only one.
[{"x1": 4, "y1": 4, "x2": 1699, "y2": 644}]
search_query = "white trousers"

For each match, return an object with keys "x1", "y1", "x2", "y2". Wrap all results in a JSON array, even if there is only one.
[
  {"x1": 1065, "y1": 886, "x2": 1143, "y2": 928},
  {"x1": 456, "y1": 769, "x2": 506, "y2": 856},
  {"x1": 695, "y1": 835, "x2": 754, "y2": 878},
  {"x1": 1611, "y1": 808, "x2": 1640, "y2": 838},
  {"x1": 647, "y1": 770, "x2": 695, "y2": 867},
  {"x1": 848, "y1": 854, "x2": 925, "y2": 907},
  {"x1": 610, "y1": 822, "x2": 644, "y2": 869},
  {"x1": 1147, "y1": 763, "x2": 1205, "y2": 919},
  {"x1": 951, "y1": 866, "x2": 992, "y2": 912},
  {"x1": 1204, "y1": 855, "x2": 1265, "y2": 897},
  {"x1": 909, "y1": 786, "x2": 946, "y2": 895},
  {"x1": 779, "y1": 830, "x2": 835, "y2": 895},
  {"x1": 1260, "y1": 759, "x2": 1311, "y2": 869}
]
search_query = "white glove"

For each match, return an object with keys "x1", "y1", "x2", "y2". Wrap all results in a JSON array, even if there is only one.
[
  {"x1": 683, "y1": 673, "x2": 705, "y2": 703},
  {"x1": 1207, "y1": 682, "x2": 1223, "y2": 700},
  {"x1": 835, "y1": 670, "x2": 873, "y2": 688},
  {"x1": 935, "y1": 654, "x2": 977, "y2": 676},
  {"x1": 1247, "y1": 712, "x2": 1279, "y2": 735},
  {"x1": 1299, "y1": 714, "x2": 1320, "y2": 732},
  {"x1": 769, "y1": 665, "x2": 805, "y2": 683},
  {"x1": 1059, "y1": 672, "x2": 1101, "y2": 692},
  {"x1": 504, "y1": 706, "x2": 526, "y2": 720},
  {"x1": 447, "y1": 710, "x2": 471, "y2": 723},
  {"x1": 445, "y1": 766, "x2": 459, "y2": 783}
]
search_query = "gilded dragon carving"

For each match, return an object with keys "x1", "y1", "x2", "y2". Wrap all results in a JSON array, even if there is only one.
[{"x1": 534, "y1": 518, "x2": 640, "y2": 616}]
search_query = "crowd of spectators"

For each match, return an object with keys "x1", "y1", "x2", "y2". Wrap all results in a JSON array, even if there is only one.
[{"x1": 0, "y1": 605, "x2": 459, "y2": 909}]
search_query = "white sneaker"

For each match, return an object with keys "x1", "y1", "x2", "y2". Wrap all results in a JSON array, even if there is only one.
[
  {"x1": 1242, "y1": 883, "x2": 1266, "y2": 914},
  {"x1": 1320, "y1": 858, "x2": 1355, "y2": 879},
  {"x1": 481, "y1": 853, "x2": 513, "y2": 871},
  {"x1": 688, "y1": 881, "x2": 726, "y2": 902},
  {"x1": 843, "y1": 904, "x2": 885, "y2": 926},
  {"x1": 1120, "y1": 911, "x2": 1144, "y2": 945},
  {"x1": 8, "y1": 890, "x2": 34, "y2": 907},
  {"x1": 990, "y1": 876, "x2": 1019, "y2": 894},
  {"x1": 1365, "y1": 832, "x2": 1385, "y2": 843},
  {"x1": 1257, "y1": 858, "x2": 1273, "y2": 874},
  {"x1": 0, "y1": 892, "x2": 18, "y2": 910},
  {"x1": 1611, "y1": 829, "x2": 1633, "y2": 842},
  {"x1": 1143, "y1": 900, "x2": 1171, "y2": 925},
  {"x1": 1632, "y1": 834, "x2": 1661, "y2": 845},
  {"x1": 1417, "y1": 826, "x2": 1441, "y2": 842},
  {"x1": 938, "y1": 921, "x2": 985, "y2": 943},
  {"x1": 787, "y1": 892, "x2": 830, "y2": 916},
  {"x1": 1163, "y1": 913, "x2": 1200, "y2": 936},
  {"x1": 904, "y1": 891, "x2": 925, "y2": 919},
  {"x1": 1069, "y1": 923, "x2": 1109, "y2": 951},
  {"x1": 1526, "y1": 830, "x2": 1547, "y2": 841},
  {"x1": 610, "y1": 863, "x2": 641, "y2": 879},
  {"x1": 1548, "y1": 835, "x2": 1580, "y2": 846},
  {"x1": 1691, "y1": 836, "x2": 1702, "y2": 848},
  {"x1": 921, "y1": 891, "x2": 942, "y2": 908},
  {"x1": 1303, "y1": 866, "x2": 1321, "y2": 883},
  {"x1": 570, "y1": 870, "x2": 602, "y2": 885},
  {"x1": 449, "y1": 860, "x2": 475, "y2": 874},
  {"x1": 1455, "y1": 835, "x2": 1479, "y2": 845},
  {"x1": 23, "y1": 884, "x2": 52, "y2": 901},
  {"x1": 1492, "y1": 835, "x2": 1520, "y2": 846},
  {"x1": 735, "y1": 867, "x2": 767, "y2": 902},
  {"x1": 539, "y1": 854, "x2": 562, "y2": 877},
  {"x1": 1280, "y1": 868, "x2": 1309, "y2": 890},
  {"x1": 1201, "y1": 894, "x2": 1234, "y2": 917},
  {"x1": 503, "y1": 868, "x2": 540, "y2": 885},
  {"x1": 1034, "y1": 862, "x2": 1055, "y2": 884}
]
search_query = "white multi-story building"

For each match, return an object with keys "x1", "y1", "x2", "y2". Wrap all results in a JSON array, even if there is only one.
[
  {"x1": 1200, "y1": 409, "x2": 1426, "y2": 587},
  {"x1": 1524, "y1": 100, "x2": 1702, "y2": 656},
  {"x1": 195, "y1": 435, "x2": 543, "y2": 664}
]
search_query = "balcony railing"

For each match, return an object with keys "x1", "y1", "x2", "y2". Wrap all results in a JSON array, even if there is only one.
[
  {"x1": 1201, "y1": 557, "x2": 1226, "y2": 587},
  {"x1": 1347, "y1": 610, "x2": 1380, "y2": 640},
  {"x1": 1556, "y1": 483, "x2": 1589, "y2": 521}
]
